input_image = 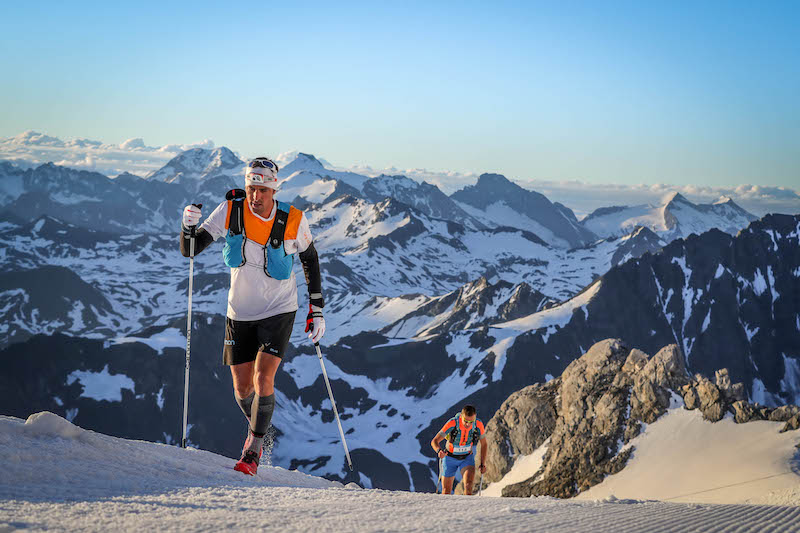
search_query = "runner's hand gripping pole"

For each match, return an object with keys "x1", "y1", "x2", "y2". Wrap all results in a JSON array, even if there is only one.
[
  {"x1": 314, "y1": 342, "x2": 353, "y2": 471},
  {"x1": 181, "y1": 203, "x2": 201, "y2": 449}
]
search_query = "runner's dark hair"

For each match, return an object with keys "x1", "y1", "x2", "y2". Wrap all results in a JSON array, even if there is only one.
[{"x1": 462, "y1": 405, "x2": 476, "y2": 416}]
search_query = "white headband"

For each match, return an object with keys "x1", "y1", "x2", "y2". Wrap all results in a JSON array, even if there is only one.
[{"x1": 245, "y1": 170, "x2": 279, "y2": 189}]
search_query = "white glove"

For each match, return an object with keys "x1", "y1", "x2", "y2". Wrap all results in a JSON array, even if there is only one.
[
  {"x1": 305, "y1": 304, "x2": 326, "y2": 344},
  {"x1": 182, "y1": 205, "x2": 201, "y2": 228}
]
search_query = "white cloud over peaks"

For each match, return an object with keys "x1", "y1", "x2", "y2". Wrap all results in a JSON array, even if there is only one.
[
  {"x1": 291, "y1": 157, "x2": 800, "y2": 217},
  {"x1": 12, "y1": 130, "x2": 64, "y2": 146},
  {"x1": 158, "y1": 140, "x2": 215, "y2": 153},
  {"x1": 119, "y1": 138, "x2": 147, "y2": 150},
  {"x1": 323, "y1": 158, "x2": 798, "y2": 217},
  {"x1": 2, "y1": 132, "x2": 797, "y2": 217},
  {"x1": 0, "y1": 131, "x2": 215, "y2": 177},
  {"x1": 514, "y1": 178, "x2": 800, "y2": 218}
]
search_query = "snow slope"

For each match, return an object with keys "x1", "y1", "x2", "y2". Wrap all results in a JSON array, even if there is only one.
[
  {"x1": 575, "y1": 408, "x2": 800, "y2": 505},
  {"x1": 485, "y1": 407, "x2": 800, "y2": 506},
  {"x1": 3, "y1": 413, "x2": 800, "y2": 533}
]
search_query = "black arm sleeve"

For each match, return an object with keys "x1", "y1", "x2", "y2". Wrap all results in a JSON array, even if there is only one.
[
  {"x1": 179, "y1": 227, "x2": 215, "y2": 258},
  {"x1": 298, "y1": 242, "x2": 324, "y2": 308}
]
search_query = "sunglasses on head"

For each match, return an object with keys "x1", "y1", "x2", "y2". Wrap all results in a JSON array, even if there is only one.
[{"x1": 249, "y1": 159, "x2": 278, "y2": 171}]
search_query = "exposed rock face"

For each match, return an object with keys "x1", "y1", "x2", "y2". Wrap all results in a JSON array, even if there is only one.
[
  {"x1": 484, "y1": 338, "x2": 799, "y2": 499},
  {"x1": 680, "y1": 368, "x2": 754, "y2": 423},
  {"x1": 783, "y1": 415, "x2": 800, "y2": 432},
  {"x1": 501, "y1": 339, "x2": 649, "y2": 498},
  {"x1": 629, "y1": 345, "x2": 689, "y2": 423},
  {"x1": 768, "y1": 405, "x2": 800, "y2": 422},
  {"x1": 731, "y1": 401, "x2": 761, "y2": 424},
  {"x1": 482, "y1": 380, "x2": 559, "y2": 484},
  {"x1": 524, "y1": 339, "x2": 631, "y2": 498}
]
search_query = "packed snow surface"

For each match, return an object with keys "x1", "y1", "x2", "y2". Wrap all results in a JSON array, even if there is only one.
[
  {"x1": 3, "y1": 413, "x2": 800, "y2": 532},
  {"x1": 571, "y1": 408, "x2": 800, "y2": 505},
  {"x1": 484, "y1": 406, "x2": 800, "y2": 506}
]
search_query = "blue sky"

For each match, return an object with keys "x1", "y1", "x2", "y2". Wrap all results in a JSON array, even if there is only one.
[{"x1": 1, "y1": 1, "x2": 798, "y2": 188}]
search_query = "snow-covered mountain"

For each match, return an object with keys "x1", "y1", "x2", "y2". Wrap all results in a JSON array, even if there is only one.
[
  {"x1": 279, "y1": 152, "x2": 369, "y2": 192},
  {"x1": 145, "y1": 147, "x2": 244, "y2": 196},
  {"x1": 362, "y1": 174, "x2": 483, "y2": 230},
  {"x1": 451, "y1": 173, "x2": 598, "y2": 248},
  {"x1": 581, "y1": 192, "x2": 758, "y2": 240},
  {"x1": 0, "y1": 148, "x2": 793, "y2": 493}
]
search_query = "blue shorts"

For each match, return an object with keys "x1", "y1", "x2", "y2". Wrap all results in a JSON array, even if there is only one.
[{"x1": 442, "y1": 453, "x2": 475, "y2": 478}]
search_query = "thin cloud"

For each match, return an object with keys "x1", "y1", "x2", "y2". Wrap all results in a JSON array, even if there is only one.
[{"x1": 329, "y1": 161, "x2": 800, "y2": 217}]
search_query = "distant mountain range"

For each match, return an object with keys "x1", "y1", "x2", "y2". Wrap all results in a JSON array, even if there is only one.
[
  {"x1": 0, "y1": 146, "x2": 794, "y2": 492},
  {"x1": 581, "y1": 192, "x2": 757, "y2": 241}
]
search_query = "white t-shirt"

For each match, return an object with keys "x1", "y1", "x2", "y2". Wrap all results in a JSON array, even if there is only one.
[{"x1": 201, "y1": 199, "x2": 314, "y2": 322}]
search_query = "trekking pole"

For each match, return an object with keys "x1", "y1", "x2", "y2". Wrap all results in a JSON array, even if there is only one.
[
  {"x1": 181, "y1": 205, "x2": 201, "y2": 449},
  {"x1": 479, "y1": 472, "x2": 484, "y2": 496},
  {"x1": 314, "y1": 342, "x2": 353, "y2": 471},
  {"x1": 437, "y1": 456, "x2": 443, "y2": 494}
]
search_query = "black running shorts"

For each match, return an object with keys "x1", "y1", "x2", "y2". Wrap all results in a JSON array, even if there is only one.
[{"x1": 223, "y1": 311, "x2": 297, "y2": 366}]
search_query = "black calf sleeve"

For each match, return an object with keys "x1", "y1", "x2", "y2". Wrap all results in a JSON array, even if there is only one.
[
  {"x1": 235, "y1": 391, "x2": 255, "y2": 423},
  {"x1": 250, "y1": 394, "x2": 275, "y2": 436}
]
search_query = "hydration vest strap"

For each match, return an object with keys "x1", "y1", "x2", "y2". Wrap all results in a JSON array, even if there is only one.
[
  {"x1": 226, "y1": 189, "x2": 246, "y2": 235},
  {"x1": 223, "y1": 189, "x2": 247, "y2": 268},
  {"x1": 268, "y1": 201, "x2": 291, "y2": 249},
  {"x1": 447, "y1": 417, "x2": 459, "y2": 442}
]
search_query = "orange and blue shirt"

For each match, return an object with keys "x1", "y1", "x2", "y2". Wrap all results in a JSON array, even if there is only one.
[{"x1": 439, "y1": 417, "x2": 485, "y2": 455}]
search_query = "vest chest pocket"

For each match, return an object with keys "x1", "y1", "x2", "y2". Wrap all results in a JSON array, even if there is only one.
[
  {"x1": 223, "y1": 231, "x2": 245, "y2": 267},
  {"x1": 264, "y1": 242, "x2": 293, "y2": 279}
]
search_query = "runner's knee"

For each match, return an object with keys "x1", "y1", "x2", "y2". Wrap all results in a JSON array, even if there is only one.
[
  {"x1": 254, "y1": 371, "x2": 275, "y2": 395},
  {"x1": 233, "y1": 382, "x2": 254, "y2": 399}
]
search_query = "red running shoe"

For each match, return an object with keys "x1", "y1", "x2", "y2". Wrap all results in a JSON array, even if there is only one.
[{"x1": 234, "y1": 450, "x2": 260, "y2": 476}]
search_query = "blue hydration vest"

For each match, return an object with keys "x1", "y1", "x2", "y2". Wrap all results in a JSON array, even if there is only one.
[{"x1": 222, "y1": 189, "x2": 294, "y2": 280}]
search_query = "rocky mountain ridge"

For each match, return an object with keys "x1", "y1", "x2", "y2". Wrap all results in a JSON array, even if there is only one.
[{"x1": 475, "y1": 339, "x2": 800, "y2": 498}]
